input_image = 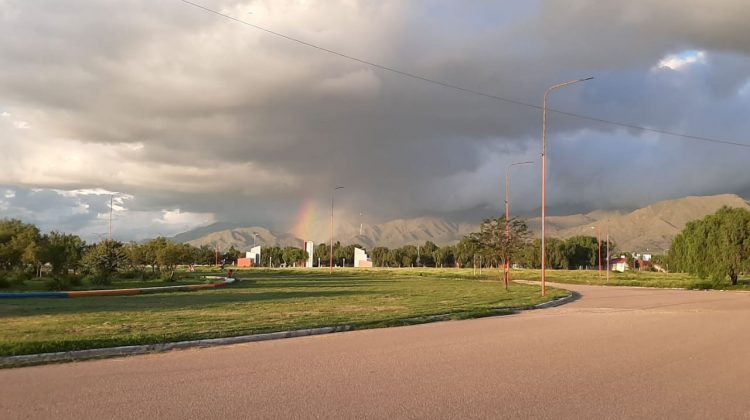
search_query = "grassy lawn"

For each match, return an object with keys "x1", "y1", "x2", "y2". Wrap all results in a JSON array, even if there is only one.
[
  {"x1": 0, "y1": 268, "x2": 566, "y2": 357},
  {"x1": 512, "y1": 268, "x2": 750, "y2": 290}
]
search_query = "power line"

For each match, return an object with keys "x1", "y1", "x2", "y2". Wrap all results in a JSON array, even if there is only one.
[{"x1": 180, "y1": 0, "x2": 750, "y2": 149}]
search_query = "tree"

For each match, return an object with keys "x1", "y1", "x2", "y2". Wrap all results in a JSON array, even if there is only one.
[
  {"x1": 371, "y1": 246, "x2": 390, "y2": 267},
  {"x1": 468, "y1": 217, "x2": 531, "y2": 269},
  {"x1": 314, "y1": 243, "x2": 330, "y2": 267},
  {"x1": 41, "y1": 231, "x2": 86, "y2": 275},
  {"x1": 261, "y1": 246, "x2": 283, "y2": 267},
  {"x1": 670, "y1": 206, "x2": 750, "y2": 285},
  {"x1": 0, "y1": 219, "x2": 41, "y2": 271},
  {"x1": 282, "y1": 247, "x2": 307, "y2": 266},
  {"x1": 433, "y1": 245, "x2": 455, "y2": 268},
  {"x1": 82, "y1": 240, "x2": 127, "y2": 284},
  {"x1": 142, "y1": 237, "x2": 168, "y2": 272},
  {"x1": 157, "y1": 242, "x2": 193, "y2": 272}
]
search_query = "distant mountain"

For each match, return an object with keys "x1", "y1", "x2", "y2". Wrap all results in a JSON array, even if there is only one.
[
  {"x1": 172, "y1": 222, "x2": 246, "y2": 243},
  {"x1": 177, "y1": 194, "x2": 750, "y2": 253},
  {"x1": 526, "y1": 194, "x2": 750, "y2": 253}
]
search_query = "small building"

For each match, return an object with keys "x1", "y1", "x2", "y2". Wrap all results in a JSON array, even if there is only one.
[
  {"x1": 609, "y1": 257, "x2": 629, "y2": 273},
  {"x1": 238, "y1": 246, "x2": 262, "y2": 267}
]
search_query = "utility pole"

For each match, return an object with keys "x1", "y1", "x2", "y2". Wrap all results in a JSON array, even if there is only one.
[
  {"x1": 606, "y1": 220, "x2": 610, "y2": 283},
  {"x1": 109, "y1": 194, "x2": 113, "y2": 241},
  {"x1": 505, "y1": 161, "x2": 533, "y2": 290},
  {"x1": 330, "y1": 186, "x2": 344, "y2": 273},
  {"x1": 541, "y1": 77, "x2": 593, "y2": 296}
]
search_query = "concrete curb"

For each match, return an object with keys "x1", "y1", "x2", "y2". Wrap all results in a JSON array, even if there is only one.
[
  {"x1": 529, "y1": 291, "x2": 579, "y2": 309},
  {"x1": 402, "y1": 289, "x2": 577, "y2": 323},
  {"x1": 0, "y1": 325, "x2": 351, "y2": 368}
]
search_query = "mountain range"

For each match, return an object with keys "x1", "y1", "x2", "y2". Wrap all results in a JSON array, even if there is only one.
[{"x1": 178, "y1": 194, "x2": 750, "y2": 254}]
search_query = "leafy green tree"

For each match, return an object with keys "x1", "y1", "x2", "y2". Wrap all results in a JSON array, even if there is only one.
[
  {"x1": 142, "y1": 237, "x2": 168, "y2": 272},
  {"x1": 82, "y1": 240, "x2": 127, "y2": 284},
  {"x1": 419, "y1": 241, "x2": 438, "y2": 267},
  {"x1": 400, "y1": 245, "x2": 418, "y2": 267},
  {"x1": 157, "y1": 242, "x2": 193, "y2": 271},
  {"x1": 670, "y1": 206, "x2": 750, "y2": 285},
  {"x1": 433, "y1": 245, "x2": 455, "y2": 268},
  {"x1": 454, "y1": 237, "x2": 479, "y2": 268},
  {"x1": 314, "y1": 243, "x2": 330, "y2": 267},
  {"x1": 334, "y1": 243, "x2": 357, "y2": 267},
  {"x1": 387, "y1": 248, "x2": 403, "y2": 267},
  {"x1": 0, "y1": 219, "x2": 40, "y2": 270},
  {"x1": 282, "y1": 247, "x2": 307, "y2": 266},
  {"x1": 468, "y1": 217, "x2": 531, "y2": 269},
  {"x1": 565, "y1": 235, "x2": 599, "y2": 269},
  {"x1": 261, "y1": 246, "x2": 283, "y2": 267},
  {"x1": 41, "y1": 231, "x2": 86, "y2": 275},
  {"x1": 371, "y1": 246, "x2": 390, "y2": 267}
]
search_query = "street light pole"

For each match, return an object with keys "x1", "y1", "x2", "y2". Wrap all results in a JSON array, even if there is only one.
[
  {"x1": 541, "y1": 77, "x2": 593, "y2": 296},
  {"x1": 330, "y1": 186, "x2": 344, "y2": 274},
  {"x1": 591, "y1": 225, "x2": 602, "y2": 279},
  {"x1": 606, "y1": 219, "x2": 610, "y2": 283},
  {"x1": 504, "y1": 161, "x2": 533, "y2": 290}
]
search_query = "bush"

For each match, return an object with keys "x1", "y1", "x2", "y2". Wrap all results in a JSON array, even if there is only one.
[
  {"x1": 7, "y1": 270, "x2": 32, "y2": 287},
  {"x1": 87, "y1": 273, "x2": 112, "y2": 286},
  {"x1": 0, "y1": 273, "x2": 9, "y2": 289},
  {"x1": 45, "y1": 276, "x2": 69, "y2": 291},
  {"x1": 44, "y1": 275, "x2": 83, "y2": 291},
  {"x1": 161, "y1": 271, "x2": 176, "y2": 282}
]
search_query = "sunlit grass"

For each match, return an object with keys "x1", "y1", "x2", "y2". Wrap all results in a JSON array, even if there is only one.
[
  {"x1": 512, "y1": 268, "x2": 750, "y2": 290},
  {"x1": 0, "y1": 268, "x2": 566, "y2": 357}
]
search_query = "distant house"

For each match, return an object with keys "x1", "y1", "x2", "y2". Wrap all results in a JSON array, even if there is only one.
[{"x1": 609, "y1": 257, "x2": 629, "y2": 273}]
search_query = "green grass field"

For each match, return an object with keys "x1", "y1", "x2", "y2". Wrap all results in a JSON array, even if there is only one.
[
  {"x1": 514, "y1": 268, "x2": 750, "y2": 290},
  {"x1": 0, "y1": 268, "x2": 566, "y2": 357}
]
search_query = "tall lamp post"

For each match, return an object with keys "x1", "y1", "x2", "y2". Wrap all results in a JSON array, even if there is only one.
[
  {"x1": 541, "y1": 77, "x2": 593, "y2": 296},
  {"x1": 330, "y1": 186, "x2": 344, "y2": 273},
  {"x1": 504, "y1": 161, "x2": 534, "y2": 290},
  {"x1": 591, "y1": 225, "x2": 601, "y2": 279}
]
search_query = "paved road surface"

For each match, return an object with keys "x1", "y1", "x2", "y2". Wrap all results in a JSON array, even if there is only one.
[{"x1": 2, "y1": 283, "x2": 750, "y2": 419}]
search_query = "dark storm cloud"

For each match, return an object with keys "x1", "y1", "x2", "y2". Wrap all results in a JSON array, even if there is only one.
[{"x1": 1, "y1": 0, "x2": 749, "y2": 237}]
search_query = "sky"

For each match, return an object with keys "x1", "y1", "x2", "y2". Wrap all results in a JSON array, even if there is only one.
[{"x1": 1, "y1": 0, "x2": 749, "y2": 241}]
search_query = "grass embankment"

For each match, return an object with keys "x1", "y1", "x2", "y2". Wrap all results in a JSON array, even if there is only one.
[
  {"x1": 515, "y1": 269, "x2": 750, "y2": 290},
  {"x1": 0, "y1": 269, "x2": 565, "y2": 357}
]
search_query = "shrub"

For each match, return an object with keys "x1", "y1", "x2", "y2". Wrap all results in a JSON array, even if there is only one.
[
  {"x1": 0, "y1": 273, "x2": 9, "y2": 289},
  {"x1": 87, "y1": 273, "x2": 112, "y2": 286},
  {"x1": 161, "y1": 271, "x2": 176, "y2": 282},
  {"x1": 45, "y1": 276, "x2": 70, "y2": 291},
  {"x1": 7, "y1": 270, "x2": 32, "y2": 287}
]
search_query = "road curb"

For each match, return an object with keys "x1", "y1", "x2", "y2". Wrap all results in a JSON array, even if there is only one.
[
  {"x1": 0, "y1": 325, "x2": 351, "y2": 368},
  {"x1": 529, "y1": 290, "x2": 578, "y2": 309}
]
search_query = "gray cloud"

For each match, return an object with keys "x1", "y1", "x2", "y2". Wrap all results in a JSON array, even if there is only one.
[{"x1": 0, "y1": 0, "x2": 749, "y2": 238}]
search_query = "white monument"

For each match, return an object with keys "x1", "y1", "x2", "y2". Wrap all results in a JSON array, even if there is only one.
[
  {"x1": 354, "y1": 247, "x2": 372, "y2": 268},
  {"x1": 304, "y1": 241, "x2": 314, "y2": 267}
]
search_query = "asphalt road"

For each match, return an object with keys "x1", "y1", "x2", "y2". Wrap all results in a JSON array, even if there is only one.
[{"x1": 2, "y1": 283, "x2": 750, "y2": 419}]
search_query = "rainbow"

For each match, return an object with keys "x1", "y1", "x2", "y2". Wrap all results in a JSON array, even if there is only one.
[{"x1": 291, "y1": 198, "x2": 318, "y2": 240}]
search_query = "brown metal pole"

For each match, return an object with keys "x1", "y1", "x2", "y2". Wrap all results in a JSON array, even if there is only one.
[
  {"x1": 505, "y1": 161, "x2": 533, "y2": 290},
  {"x1": 330, "y1": 186, "x2": 343, "y2": 274},
  {"x1": 541, "y1": 77, "x2": 592, "y2": 297},
  {"x1": 597, "y1": 226, "x2": 602, "y2": 279},
  {"x1": 505, "y1": 170, "x2": 510, "y2": 290}
]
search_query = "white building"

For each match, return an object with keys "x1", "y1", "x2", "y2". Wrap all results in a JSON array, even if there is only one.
[
  {"x1": 247, "y1": 246, "x2": 261, "y2": 266},
  {"x1": 354, "y1": 247, "x2": 372, "y2": 268}
]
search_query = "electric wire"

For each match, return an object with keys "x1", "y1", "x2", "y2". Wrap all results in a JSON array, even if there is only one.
[{"x1": 180, "y1": 0, "x2": 750, "y2": 149}]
